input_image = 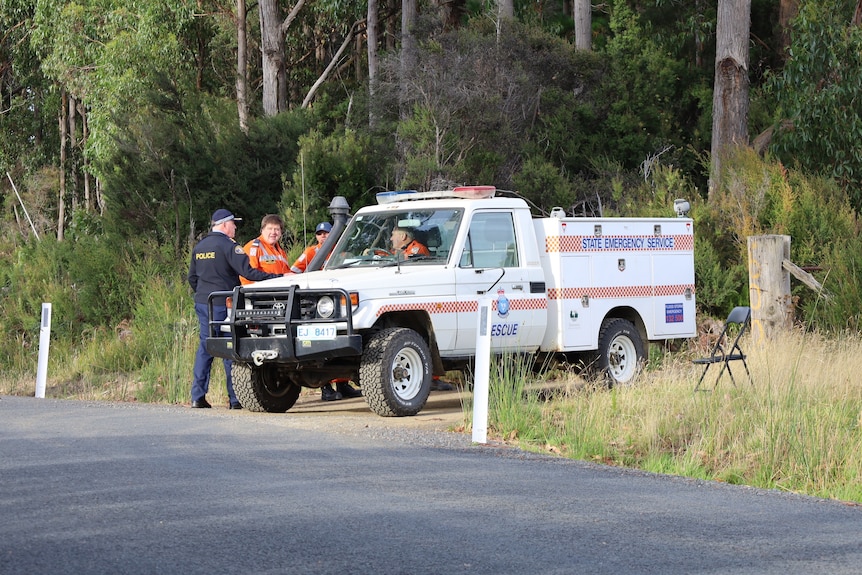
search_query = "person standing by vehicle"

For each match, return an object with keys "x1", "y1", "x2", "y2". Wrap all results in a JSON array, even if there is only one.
[
  {"x1": 241, "y1": 214, "x2": 291, "y2": 284},
  {"x1": 290, "y1": 221, "x2": 332, "y2": 273},
  {"x1": 188, "y1": 209, "x2": 285, "y2": 409},
  {"x1": 290, "y1": 221, "x2": 362, "y2": 401}
]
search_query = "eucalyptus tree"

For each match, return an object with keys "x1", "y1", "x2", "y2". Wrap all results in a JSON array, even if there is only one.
[
  {"x1": 573, "y1": 0, "x2": 590, "y2": 50},
  {"x1": 30, "y1": 0, "x2": 249, "y2": 245},
  {"x1": 0, "y1": 0, "x2": 59, "y2": 241},
  {"x1": 767, "y1": 0, "x2": 862, "y2": 212},
  {"x1": 499, "y1": 0, "x2": 514, "y2": 21},
  {"x1": 237, "y1": 0, "x2": 250, "y2": 133},
  {"x1": 259, "y1": 0, "x2": 306, "y2": 115},
  {"x1": 368, "y1": 0, "x2": 379, "y2": 127},
  {"x1": 709, "y1": 0, "x2": 751, "y2": 199}
]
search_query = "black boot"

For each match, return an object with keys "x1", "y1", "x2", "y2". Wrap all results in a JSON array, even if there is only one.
[
  {"x1": 321, "y1": 383, "x2": 343, "y2": 401},
  {"x1": 336, "y1": 380, "x2": 363, "y2": 398}
]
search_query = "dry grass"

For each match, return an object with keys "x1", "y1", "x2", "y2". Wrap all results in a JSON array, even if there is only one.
[{"x1": 478, "y1": 329, "x2": 862, "y2": 503}]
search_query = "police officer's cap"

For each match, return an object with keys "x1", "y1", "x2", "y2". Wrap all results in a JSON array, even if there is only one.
[
  {"x1": 212, "y1": 209, "x2": 242, "y2": 225},
  {"x1": 315, "y1": 222, "x2": 332, "y2": 234}
]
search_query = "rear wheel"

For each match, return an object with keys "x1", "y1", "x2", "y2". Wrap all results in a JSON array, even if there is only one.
[
  {"x1": 595, "y1": 318, "x2": 644, "y2": 386},
  {"x1": 232, "y1": 363, "x2": 301, "y2": 413},
  {"x1": 360, "y1": 327, "x2": 432, "y2": 417}
]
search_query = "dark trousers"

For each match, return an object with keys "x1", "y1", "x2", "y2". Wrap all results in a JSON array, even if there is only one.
[{"x1": 191, "y1": 302, "x2": 236, "y2": 405}]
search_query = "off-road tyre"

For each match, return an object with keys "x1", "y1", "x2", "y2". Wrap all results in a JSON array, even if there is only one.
[
  {"x1": 232, "y1": 362, "x2": 301, "y2": 413},
  {"x1": 360, "y1": 327, "x2": 432, "y2": 417},
  {"x1": 595, "y1": 318, "x2": 645, "y2": 387}
]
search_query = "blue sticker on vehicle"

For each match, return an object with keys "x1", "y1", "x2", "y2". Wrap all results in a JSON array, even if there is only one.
[{"x1": 665, "y1": 303, "x2": 684, "y2": 323}]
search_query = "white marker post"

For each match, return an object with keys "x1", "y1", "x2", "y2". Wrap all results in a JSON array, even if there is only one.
[
  {"x1": 35, "y1": 303, "x2": 52, "y2": 399},
  {"x1": 472, "y1": 296, "x2": 493, "y2": 444}
]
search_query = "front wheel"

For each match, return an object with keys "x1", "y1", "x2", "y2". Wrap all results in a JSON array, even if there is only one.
[
  {"x1": 595, "y1": 318, "x2": 644, "y2": 387},
  {"x1": 232, "y1": 363, "x2": 301, "y2": 413},
  {"x1": 360, "y1": 327, "x2": 432, "y2": 417}
]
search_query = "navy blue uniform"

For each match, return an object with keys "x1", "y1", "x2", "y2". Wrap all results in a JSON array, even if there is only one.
[
  {"x1": 188, "y1": 230, "x2": 281, "y2": 407},
  {"x1": 188, "y1": 231, "x2": 279, "y2": 305}
]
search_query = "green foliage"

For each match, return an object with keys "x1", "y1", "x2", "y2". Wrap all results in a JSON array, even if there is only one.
[
  {"x1": 380, "y1": 18, "x2": 606, "y2": 193},
  {"x1": 128, "y1": 265, "x2": 197, "y2": 404},
  {"x1": 702, "y1": 148, "x2": 860, "y2": 327},
  {"x1": 487, "y1": 353, "x2": 543, "y2": 436},
  {"x1": 596, "y1": 2, "x2": 710, "y2": 175},
  {"x1": 0, "y1": 1, "x2": 58, "y2": 175},
  {"x1": 280, "y1": 128, "x2": 375, "y2": 245},
  {"x1": 0, "y1": 231, "x2": 184, "y2": 370},
  {"x1": 512, "y1": 157, "x2": 572, "y2": 212},
  {"x1": 693, "y1": 232, "x2": 748, "y2": 318},
  {"x1": 766, "y1": 0, "x2": 862, "y2": 211},
  {"x1": 805, "y1": 237, "x2": 862, "y2": 332}
]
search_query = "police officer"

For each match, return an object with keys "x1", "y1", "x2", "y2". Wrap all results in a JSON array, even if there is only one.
[{"x1": 188, "y1": 208, "x2": 285, "y2": 409}]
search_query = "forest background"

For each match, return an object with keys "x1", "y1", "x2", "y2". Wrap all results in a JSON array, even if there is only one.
[{"x1": 3, "y1": 0, "x2": 862, "y2": 401}]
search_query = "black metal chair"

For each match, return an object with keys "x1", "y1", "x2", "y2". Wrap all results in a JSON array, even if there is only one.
[{"x1": 693, "y1": 306, "x2": 753, "y2": 392}]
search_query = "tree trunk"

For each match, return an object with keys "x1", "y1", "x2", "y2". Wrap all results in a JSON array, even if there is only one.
[
  {"x1": 279, "y1": 0, "x2": 306, "y2": 108},
  {"x1": 68, "y1": 94, "x2": 78, "y2": 210},
  {"x1": 573, "y1": 0, "x2": 591, "y2": 51},
  {"x1": 709, "y1": 0, "x2": 750, "y2": 200},
  {"x1": 777, "y1": 0, "x2": 799, "y2": 62},
  {"x1": 302, "y1": 21, "x2": 362, "y2": 109},
  {"x1": 236, "y1": 0, "x2": 249, "y2": 133},
  {"x1": 498, "y1": 0, "x2": 514, "y2": 21},
  {"x1": 436, "y1": 0, "x2": 466, "y2": 29},
  {"x1": 82, "y1": 106, "x2": 91, "y2": 212},
  {"x1": 258, "y1": 0, "x2": 304, "y2": 115},
  {"x1": 368, "y1": 0, "x2": 379, "y2": 128},
  {"x1": 259, "y1": 0, "x2": 284, "y2": 116},
  {"x1": 58, "y1": 91, "x2": 67, "y2": 241},
  {"x1": 400, "y1": 0, "x2": 417, "y2": 118}
]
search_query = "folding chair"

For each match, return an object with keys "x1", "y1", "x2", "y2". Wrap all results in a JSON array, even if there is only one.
[{"x1": 693, "y1": 306, "x2": 753, "y2": 392}]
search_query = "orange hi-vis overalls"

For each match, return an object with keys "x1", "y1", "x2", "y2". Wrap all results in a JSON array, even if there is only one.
[
  {"x1": 240, "y1": 237, "x2": 291, "y2": 285},
  {"x1": 291, "y1": 244, "x2": 323, "y2": 274}
]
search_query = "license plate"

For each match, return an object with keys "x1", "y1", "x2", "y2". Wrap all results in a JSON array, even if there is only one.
[{"x1": 296, "y1": 325, "x2": 337, "y2": 340}]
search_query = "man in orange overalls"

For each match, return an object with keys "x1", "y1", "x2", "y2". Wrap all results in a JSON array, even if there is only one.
[
  {"x1": 241, "y1": 214, "x2": 292, "y2": 284},
  {"x1": 290, "y1": 221, "x2": 362, "y2": 401}
]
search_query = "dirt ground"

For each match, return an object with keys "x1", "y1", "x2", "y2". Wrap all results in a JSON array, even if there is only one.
[{"x1": 286, "y1": 383, "x2": 470, "y2": 432}]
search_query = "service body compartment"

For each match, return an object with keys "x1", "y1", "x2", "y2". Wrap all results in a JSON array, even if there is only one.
[{"x1": 534, "y1": 216, "x2": 696, "y2": 352}]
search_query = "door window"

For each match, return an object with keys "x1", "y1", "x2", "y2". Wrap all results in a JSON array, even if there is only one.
[{"x1": 460, "y1": 212, "x2": 519, "y2": 268}]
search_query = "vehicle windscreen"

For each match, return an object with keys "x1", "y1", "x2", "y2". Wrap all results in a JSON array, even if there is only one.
[{"x1": 326, "y1": 208, "x2": 463, "y2": 268}]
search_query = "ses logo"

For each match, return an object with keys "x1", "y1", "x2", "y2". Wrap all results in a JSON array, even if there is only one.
[
  {"x1": 491, "y1": 289, "x2": 520, "y2": 337},
  {"x1": 496, "y1": 288, "x2": 510, "y2": 318}
]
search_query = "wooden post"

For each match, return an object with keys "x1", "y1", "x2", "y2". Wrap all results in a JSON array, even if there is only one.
[{"x1": 748, "y1": 235, "x2": 793, "y2": 344}]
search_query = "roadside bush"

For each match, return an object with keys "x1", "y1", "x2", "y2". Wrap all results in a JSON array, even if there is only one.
[
  {"x1": 708, "y1": 148, "x2": 860, "y2": 327},
  {"x1": 280, "y1": 128, "x2": 376, "y2": 246}
]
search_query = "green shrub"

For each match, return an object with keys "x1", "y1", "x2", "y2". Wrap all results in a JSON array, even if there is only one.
[{"x1": 280, "y1": 128, "x2": 376, "y2": 246}]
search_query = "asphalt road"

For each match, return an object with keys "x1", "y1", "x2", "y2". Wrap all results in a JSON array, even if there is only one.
[{"x1": 2, "y1": 395, "x2": 861, "y2": 575}]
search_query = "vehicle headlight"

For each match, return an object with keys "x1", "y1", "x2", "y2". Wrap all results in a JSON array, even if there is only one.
[{"x1": 316, "y1": 296, "x2": 335, "y2": 318}]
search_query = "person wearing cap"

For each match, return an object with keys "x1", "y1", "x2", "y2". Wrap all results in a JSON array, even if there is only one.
[
  {"x1": 290, "y1": 221, "x2": 362, "y2": 401},
  {"x1": 188, "y1": 209, "x2": 286, "y2": 409},
  {"x1": 290, "y1": 221, "x2": 333, "y2": 274},
  {"x1": 240, "y1": 214, "x2": 291, "y2": 285}
]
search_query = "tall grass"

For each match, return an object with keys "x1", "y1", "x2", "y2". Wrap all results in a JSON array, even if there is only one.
[
  {"x1": 0, "y1": 259, "x2": 233, "y2": 406},
  {"x1": 470, "y1": 330, "x2": 862, "y2": 503}
]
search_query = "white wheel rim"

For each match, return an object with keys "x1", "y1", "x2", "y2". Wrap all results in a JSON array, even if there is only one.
[
  {"x1": 390, "y1": 346, "x2": 423, "y2": 400},
  {"x1": 608, "y1": 334, "x2": 638, "y2": 383}
]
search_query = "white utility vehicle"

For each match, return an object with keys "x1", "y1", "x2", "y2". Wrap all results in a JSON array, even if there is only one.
[{"x1": 206, "y1": 186, "x2": 696, "y2": 416}]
